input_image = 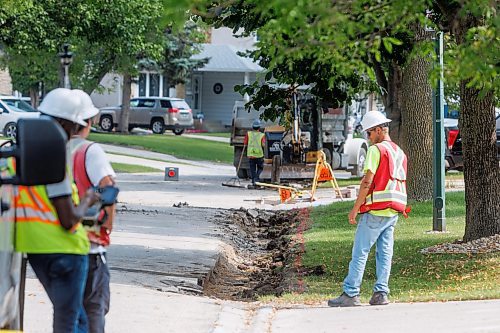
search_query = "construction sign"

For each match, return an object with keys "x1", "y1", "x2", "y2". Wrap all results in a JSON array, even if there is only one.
[
  {"x1": 317, "y1": 166, "x2": 333, "y2": 182},
  {"x1": 310, "y1": 151, "x2": 343, "y2": 201},
  {"x1": 279, "y1": 188, "x2": 293, "y2": 203}
]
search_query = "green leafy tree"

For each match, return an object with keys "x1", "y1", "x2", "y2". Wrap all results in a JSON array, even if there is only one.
[
  {"x1": 160, "y1": 20, "x2": 209, "y2": 91},
  {"x1": 0, "y1": 0, "x2": 165, "y2": 133}
]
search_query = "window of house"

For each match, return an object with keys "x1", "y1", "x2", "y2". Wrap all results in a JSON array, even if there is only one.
[
  {"x1": 149, "y1": 74, "x2": 160, "y2": 97},
  {"x1": 138, "y1": 74, "x2": 147, "y2": 97},
  {"x1": 162, "y1": 76, "x2": 169, "y2": 97}
]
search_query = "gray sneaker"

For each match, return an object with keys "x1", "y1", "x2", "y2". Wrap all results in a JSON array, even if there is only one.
[
  {"x1": 327, "y1": 292, "x2": 361, "y2": 307},
  {"x1": 369, "y1": 292, "x2": 389, "y2": 305}
]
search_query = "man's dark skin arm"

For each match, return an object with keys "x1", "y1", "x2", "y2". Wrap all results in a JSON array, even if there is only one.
[
  {"x1": 348, "y1": 171, "x2": 375, "y2": 225},
  {"x1": 51, "y1": 188, "x2": 99, "y2": 230}
]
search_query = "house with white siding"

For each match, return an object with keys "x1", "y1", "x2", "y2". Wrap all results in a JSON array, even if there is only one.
[{"x1": 91, "y1": 27, "x2": 263, "y2": 132}]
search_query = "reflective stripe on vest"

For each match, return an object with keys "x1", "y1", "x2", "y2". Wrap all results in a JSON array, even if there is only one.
[
  {"x1": 359, "y1": 141, "x2": 408, "y2": 214},
  {"x1": 247, "y1": 131, "x2": 265, "y2": 158},
  {"x1": 14, "y1": 163, "x2": 89, "y2": 254}
]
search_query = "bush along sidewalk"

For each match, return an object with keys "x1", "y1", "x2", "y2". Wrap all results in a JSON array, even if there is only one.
[{"x1": 275, "y1": 191, "x2": 500, "y2": 304}]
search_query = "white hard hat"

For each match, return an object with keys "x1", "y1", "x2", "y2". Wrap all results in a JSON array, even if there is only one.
[
  {"x1": 39, "y1": 88, "x2": 98, "y2": 126},
  {"x1": 360, "y1": 111, "x2": 392, "y2": 132},
  {"x1": 71, "y1": 89, "x2": 99, "y2": 121}
]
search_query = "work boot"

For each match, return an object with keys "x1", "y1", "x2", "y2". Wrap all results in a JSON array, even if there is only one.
[
  {"x1": 327, "y1": 292, "x2": 361, "y2": 307},
  {"x1": 369, "y1": 291, "x2": 389, "y2": 306},
  {"x1": 247, "y1": 184, "x2": 256, "y2": 189}
]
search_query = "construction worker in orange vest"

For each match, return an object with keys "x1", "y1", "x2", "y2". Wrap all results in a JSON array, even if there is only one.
[
  {"x1": 328, "y1": 111, "x2": 408, "y2": 307},
  {"x1": 15, "y1": 88, "x2": 100, "y2": 332}
]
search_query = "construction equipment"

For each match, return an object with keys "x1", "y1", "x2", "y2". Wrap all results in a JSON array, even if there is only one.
[{"x1": 229, "y1": 92, "x2": 369, "y2": 184}]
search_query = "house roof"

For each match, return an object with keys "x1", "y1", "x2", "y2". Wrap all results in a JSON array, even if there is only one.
[{"x1": 192, "y1": 44, "x2": 263, "y2": 73}]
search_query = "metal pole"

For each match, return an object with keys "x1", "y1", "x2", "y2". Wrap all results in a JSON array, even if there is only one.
[
  {"x1": 432, "y1": 31, "x2": 446, "y2": 231},
  {"x1": 63, "y1": 65, "x2": 70, "y2": 89}
]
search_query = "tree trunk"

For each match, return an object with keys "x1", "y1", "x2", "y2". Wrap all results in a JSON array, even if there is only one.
[
  {"x1": 400, "y1": 56, "x2": 433, "y2": 201},
  {"x1": 399, "y1": 26, "x2": 434, "y2": 201},
  {"x1": 29, "y1": 86, "x2": 39, "y2": 108},
  {"x1": 452, "y1": 14, "x2": 500, "y2": 241},
  {"x1": 118, "y1": 73, "x2": 132, "y2": 134},
  {"x1": 460, "y1": 86, "x2": 500, "y2": 241},
  {"x1": 383, "y1": 61, "x2": 403, "y2": 145}
]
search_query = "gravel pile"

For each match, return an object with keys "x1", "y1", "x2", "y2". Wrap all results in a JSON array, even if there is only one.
[{"x1": 421, "y1": 234, "x2": 500, "y2": 254}]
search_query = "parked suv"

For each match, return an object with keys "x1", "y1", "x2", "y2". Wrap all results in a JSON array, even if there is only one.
[
  {"x1": 0, "y1": 96, "x2": 40, "y2": 138},
  {"x1": 98, "y1": 97, "x2": 194, "y2": 135}
]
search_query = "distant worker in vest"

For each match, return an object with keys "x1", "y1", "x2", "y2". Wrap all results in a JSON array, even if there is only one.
[
  {"x1": 70, "y1": 90, "x2": 116, "y2": 333},
  {"x1": 15, "y1": 88, "x2": 100, "y2": 333},
  {"x1": 328, "y1": 111, "x2": 408, "y2": 307},
  {"x1": 244, "y1": 119, "x2": 265, "y2": 189}
]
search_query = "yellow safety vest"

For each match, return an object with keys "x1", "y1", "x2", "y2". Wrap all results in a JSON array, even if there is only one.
[
  {"x1": 247, "y1": 131, "x2": 265, "y2": 158},
  {"x1": 11, "y1": 158, "x2": 89, "y2": 255}
]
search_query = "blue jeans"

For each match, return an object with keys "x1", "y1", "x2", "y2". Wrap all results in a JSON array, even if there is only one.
[
  {"x1": 28, "y1": 254, "x2": 89, "y2": 333},
  {"x1": 248, "y1": 157, "x2": 264, "y2": 184},
  {"x1": 343, "y1": 213, "x2": 398, "y2": 297},
  {"x1": 84, "y1": 253, "x2": 110, "y2": 333}
]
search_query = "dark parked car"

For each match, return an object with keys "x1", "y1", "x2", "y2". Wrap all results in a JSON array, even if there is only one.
[{"x1": 444, "y1": 113, "x2": 500, "y2": 171}]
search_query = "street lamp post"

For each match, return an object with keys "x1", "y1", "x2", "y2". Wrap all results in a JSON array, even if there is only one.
[
  {"x1": 432, "y1": 31, "x2": 446, "y2": 231},
  {"x1": 58, "y1": 43, "x2": 73, "y2": 89}
]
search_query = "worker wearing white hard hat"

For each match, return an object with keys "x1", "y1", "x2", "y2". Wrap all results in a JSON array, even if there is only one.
[
  {"x1": 19, "y1": 88, "x2": 100, "y2": 333},
  {"x1": 69, "y1": 92, "x2": 116, "y2": 333},
  {"x1": 328, "y1": 110, "x2": 408, "y2": 308},
  {"x1": 360, "y1": 111, "x2": 392, "y2": 132}
]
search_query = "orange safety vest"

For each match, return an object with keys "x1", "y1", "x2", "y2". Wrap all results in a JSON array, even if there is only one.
[
  {"x1": 359, "y1": 141, "x2": 408, "y2": 214},
  {"x1": 71, "y1": 139, "x2": 110, "y2": 246}
]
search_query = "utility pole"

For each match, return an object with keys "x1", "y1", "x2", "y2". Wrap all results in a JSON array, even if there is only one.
[{"x1": 432, "y1": 31, "x2": 446, "y2": 231}]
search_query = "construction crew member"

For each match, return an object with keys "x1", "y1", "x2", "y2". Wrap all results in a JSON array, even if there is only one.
[
  {"x1": 328, "y1": 111, "x2": 408, "y2": 307},
  {"x1": 14, "y1": 88, "x2": 100, "y2": 333},
  {"x1": 244, "y1": 119, "x2": 265, "y2": 188},
  {"x1": 70, "y1": 90, "x2": 116, "y2": 333}
]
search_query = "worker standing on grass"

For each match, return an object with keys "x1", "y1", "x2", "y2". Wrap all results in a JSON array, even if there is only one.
[
  {"x1": 70, "y1": 90, "x2": 117, "y2": 333},
  {"x1": 245, "y1": 119, "x2": 265, "y2": 189},
  {"x1": 328, "y1": 111, "x2": 408, "y2": 307},
  {"x1": 14, "y1": 88, "x2": 100, "y2": 332}
]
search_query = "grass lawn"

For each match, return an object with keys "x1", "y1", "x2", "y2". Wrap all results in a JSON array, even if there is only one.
[
  {"x1": 89, "y1": 133, "x2": 233, "y2": 164},
  {"x1": 189, "y1": 132, "x2": 231, "y2": 138},
  {"x1": 277, "y1": 191, "x2": 500, "y2": 304},
  {"x1": 111, "y1": 162, "x2": 160, "y2": 173},
  {"x1": 327, "y1": 172, "x2": 464, "y2": 188}
]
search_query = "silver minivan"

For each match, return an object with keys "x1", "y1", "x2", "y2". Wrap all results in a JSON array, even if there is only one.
[{"x1": 98, "y1": 97, "x2": 194, "y2": 135}]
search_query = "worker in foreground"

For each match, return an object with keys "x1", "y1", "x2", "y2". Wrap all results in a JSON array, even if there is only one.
[
  {"x1": 328, "y1": 111, "x2": 408, "y2": 307},
  {"x1": 245, "y1": 119, "x2": 265, "y2": 189},
  {"x1": 15, "y1": 88, "x2": 100, "y2": 332}
]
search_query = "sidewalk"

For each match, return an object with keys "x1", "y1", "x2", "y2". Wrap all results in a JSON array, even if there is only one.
[{"x1": 24, "y1": 278, "x2": 500, "y2": 333}]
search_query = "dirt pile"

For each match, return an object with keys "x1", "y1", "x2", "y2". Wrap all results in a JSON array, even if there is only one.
[{"x1": 204, "y1": 208, "x2": 307, "y2": 301}]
